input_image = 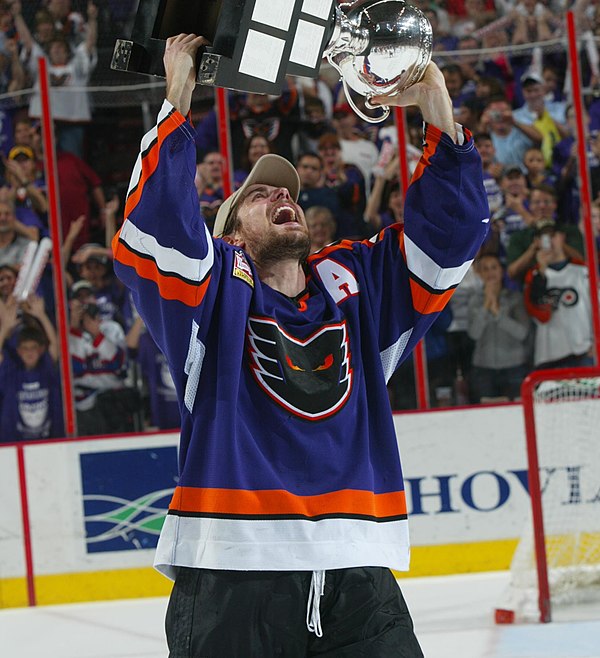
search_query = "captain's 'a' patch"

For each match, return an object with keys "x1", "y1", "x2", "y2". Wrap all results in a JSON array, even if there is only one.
[
  {"x1": 232, "y1": 250, "x2": 254, "y2": 288},
  {"x1": 247, "y1": 316, "x2": 353, "y2": 420}
]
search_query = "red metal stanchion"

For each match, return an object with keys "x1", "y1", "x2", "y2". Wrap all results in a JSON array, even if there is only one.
[
  {"x1": 38, "y1": 57, "x2": 77, "y2": 437},
  {"x1": 394, "y1": 106, "x2": 430, "y2": 409},
  {"x1": 17, "y1": 445, "x2": 36, "y2": 606},
  {"x1": 567, "y1": 11, "x2": 600, "y2": 362},
  {"x1": 215, "y1": 87, "x2": 233, "y2": 198}
]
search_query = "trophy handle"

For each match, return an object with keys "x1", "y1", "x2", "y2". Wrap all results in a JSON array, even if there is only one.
[{"x1": 341, "y1": 78, "x2": 389, "y2": 125}]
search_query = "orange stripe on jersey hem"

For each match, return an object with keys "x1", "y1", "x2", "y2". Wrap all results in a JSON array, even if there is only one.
[
  {"x1": 114, "y1": 239, "x2": 210, "y2": 307},
  {"x1": 169, "y1": 486, "x2": 407, "y2": 520},
  {"x1": 125, "y1": 110, "x2": 186, "y2": 219},
  {"x1": 409, "y1": 278, "x2": 455, "y2": 315}
]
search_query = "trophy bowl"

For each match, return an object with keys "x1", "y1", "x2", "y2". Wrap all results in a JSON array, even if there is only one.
[{"x1": 326, "y1": 0, "x2": 433, "y2": 122}]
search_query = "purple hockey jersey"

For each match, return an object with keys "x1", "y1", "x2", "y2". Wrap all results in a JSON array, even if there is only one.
[{"x1": 113, "y1": 100, "x2": 489, "y2": 578}]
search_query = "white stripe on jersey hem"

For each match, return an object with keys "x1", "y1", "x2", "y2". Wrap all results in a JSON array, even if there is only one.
[
  {"x1": 380, "y1": 328, "x2": 413, "y2": 383},
  {"x1": 404, "y1": 234, "x2": 473, "y2": 291},
  {"x1": 154, "y1": 515, "x2": 411, "y2": 579},
  {"x1": 119, "y1": 219, "x2": 214, "y2": 284}
]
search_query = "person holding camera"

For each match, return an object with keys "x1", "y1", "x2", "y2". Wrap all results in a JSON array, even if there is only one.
[
  {"x1": 524, "y1": 222, "x2": 594, "y2": 370},
  {"x1": 480, "y1": 96, "x2": 542, "y2": 168},
  {"x1": 506, "y1": 184, "x2": 584, "y2": 285}
]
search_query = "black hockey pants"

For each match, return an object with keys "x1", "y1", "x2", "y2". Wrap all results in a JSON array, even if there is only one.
[{"x1": 166, "y1": 566, "x2": 424, "y2": 657}]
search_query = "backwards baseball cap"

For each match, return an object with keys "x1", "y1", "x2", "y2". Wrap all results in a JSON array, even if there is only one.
[
  {"x1": 78, "y1": 242, "x2": 108, "y2": 265},
  {"x1": 213, "y1": 154, "x2": 300, "y2": 238},
  {"x1": 8, "y1": 145, "x2": 34, "y2": 161},
  {"x1": 70, "y1": 279, "x2": 94, "y2": 297},
  {"x1": 521, "y1": 70, "x2": 544, "y2": 86}
]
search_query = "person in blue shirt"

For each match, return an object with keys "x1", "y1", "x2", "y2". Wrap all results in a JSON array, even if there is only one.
[{"x1": 0, "y1": 295, "x2": 63, "y2": 441}]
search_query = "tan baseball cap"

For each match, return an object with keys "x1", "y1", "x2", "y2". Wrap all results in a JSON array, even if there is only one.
[{"x1": 213, "y1": 154, "x2": 300, "y2": 238}]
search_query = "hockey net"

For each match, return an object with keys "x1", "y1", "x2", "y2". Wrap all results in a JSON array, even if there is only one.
[{"x1": 497, "y1": 368, "x2": 600, "y2": 624}]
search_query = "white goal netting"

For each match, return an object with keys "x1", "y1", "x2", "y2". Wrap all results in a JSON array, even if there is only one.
[{"x1": 501, "y1": 374, "x2": 600, "y2": 622}]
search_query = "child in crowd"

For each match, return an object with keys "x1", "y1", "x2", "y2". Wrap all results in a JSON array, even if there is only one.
[
  {"x1": 523, "y1": 146, "x2": 555, "y2": 189},
  {"x1": 0, "y1": 296, "x2": 63, "y2": 441}
]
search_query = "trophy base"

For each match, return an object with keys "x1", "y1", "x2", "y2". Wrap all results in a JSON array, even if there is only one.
[
  {"x1": 110, "y1": 40, "x2": 279, "y2": 94},
  {"x1": 111, "y1": 0, "x2": 336, "y2": 95}
]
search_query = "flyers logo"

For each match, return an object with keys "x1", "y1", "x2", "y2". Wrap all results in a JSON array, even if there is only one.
[
  {"x1": 247, "y1": 316, "x2": 353, "y2": 420},
  {"x1": 545, "y1": 286, "x2": 579, "y2": 309}
]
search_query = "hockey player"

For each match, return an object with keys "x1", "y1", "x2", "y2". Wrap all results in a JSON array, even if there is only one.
[{"x1": 112, "y1": 34, "x2": 489, "y2": 657}]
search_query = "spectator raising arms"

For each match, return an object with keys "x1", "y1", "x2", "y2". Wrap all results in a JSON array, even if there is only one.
[
  {"x1": 0, "y1": 294, "x2": 63, "y2": 441},
  {"x1": 364, "y1": 155, "x2": 403, "y2": 231},
  {"x1": 17, "y1": 1, "x2": 99, "y2": 157}
]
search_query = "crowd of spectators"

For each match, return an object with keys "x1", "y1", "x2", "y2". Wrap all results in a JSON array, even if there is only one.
[{"x1": 1, "y1": 0, "x2": 600, "y2": 441}]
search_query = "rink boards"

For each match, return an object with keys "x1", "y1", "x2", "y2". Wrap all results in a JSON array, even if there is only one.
[{"x1": 0, "y1": 403, "x2": 564, "y2": 608}]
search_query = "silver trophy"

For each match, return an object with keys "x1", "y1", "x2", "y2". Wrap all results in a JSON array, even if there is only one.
[{"x1": 325, "y1": 0, "x2": 433, "y2": 123}]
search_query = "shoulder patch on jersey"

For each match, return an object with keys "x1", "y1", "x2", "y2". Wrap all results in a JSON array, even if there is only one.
[{"x1": 233, "y1": 251, "x2": 254, "y2": 288}]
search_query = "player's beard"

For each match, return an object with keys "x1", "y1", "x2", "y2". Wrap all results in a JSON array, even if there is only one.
[{"x1": 252, "y1": 229, "x2": 311, "y2": 267}]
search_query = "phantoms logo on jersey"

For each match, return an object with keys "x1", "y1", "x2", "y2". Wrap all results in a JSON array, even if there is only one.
[{"x1": 247, "y1": 316, "x2": 353, "y2": 420}]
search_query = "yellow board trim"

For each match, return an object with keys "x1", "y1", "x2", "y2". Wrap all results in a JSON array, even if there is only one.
[
  {"x1": 1, "y1": 539, "x2": 519, "y2": 608},
  {"x1": 394, "y1": 539, "x2": 518, "y2": 578},
  {"x1": 1, "y1": 567, "x2": 172, "y2": 608}
]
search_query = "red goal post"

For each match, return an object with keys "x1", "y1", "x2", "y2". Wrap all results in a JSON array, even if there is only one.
[{"x1": 519, "y1": 367, "x2": 600, "y2": 624}]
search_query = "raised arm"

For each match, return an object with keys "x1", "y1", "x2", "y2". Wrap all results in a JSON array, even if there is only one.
[
  {"x1": 9, "y1": 1, "x2": 34, "y2": 54},
  {"x1": 112, "y1": 34, "x2": 217, "y2": 380},
  {"x1": 85, "y1": 2, "x2": 98, "y2": 56}
]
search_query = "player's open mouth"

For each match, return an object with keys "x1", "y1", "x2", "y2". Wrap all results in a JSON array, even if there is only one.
[{"x1": 272, "y1": 204, "x2": 297, "y2": 225}]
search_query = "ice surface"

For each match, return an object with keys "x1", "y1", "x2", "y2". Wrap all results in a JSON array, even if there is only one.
[{"x1": 2, "y1": 571, "x2": 599, "y2": 658}]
